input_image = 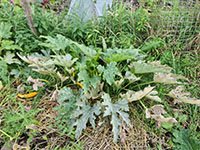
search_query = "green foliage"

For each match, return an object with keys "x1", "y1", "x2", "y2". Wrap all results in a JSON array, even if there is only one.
[
  {"x1": 19, "y1": 33, "x2": 199, "y2": 142},
  {"x1": 0, "y1": 40, "x2": 22, "y2": 53},
  {"x1": 140, "y1": 38, "x2": 165, "y2": 52},
  {"x1": 173, "y1": 130, "x2": 200, "y2": 150},
  {"x1": 78, "y1": 70, "x2": 100, "y2": 93},
  {"x1": 2, "y1": 103, "x2": 40, "y2": 139},
  {"x1": 102, "y1": 48, "x2": 145, "y2": 63},
  {"x1": 40, "y1": 34, "x2": 70, "y2": 52},
  {"x1": 0, "y1": 60, "x2": 8, "y2": 83},
  {"x1": 55, "y1": 87, "x2": 77, "y2": 137},
  {"x1": 0, "y1": 1, "x2": 199, "y2": 148},
  {"x1": 98, "y1": 62, "x2": 120, "y2": 85},
  {"x1": 0, "y1": 22, "x2": 12, "y2": 39}
]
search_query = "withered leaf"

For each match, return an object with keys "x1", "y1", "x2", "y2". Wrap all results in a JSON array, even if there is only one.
[
  {"x1": 145, "y1": 105, "x2": 177, "y2": 127},
  {"x1": 121, "y1": 86, "x2": 161, "y2": 102},
  {"x1": 154, "y1": 73, "x2": 187, "y2": 84},
  {"x1": 168, "y1": 86, "x2": 200, "y2": 106},
  {"x1": 27, "y1": 76, "x2": 44, "y2": 91}
]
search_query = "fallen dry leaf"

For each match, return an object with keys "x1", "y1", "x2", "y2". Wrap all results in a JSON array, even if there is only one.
[
  {"x1": 145, "y1": 105, "x2": 166, "y2": 118},
  {"x1": 168, "y1": 86, "x2": 200, "y2": 106},
  {"x1": 154, "y1": 73, "x2": 188, "y2": 84},
  {"x1": 145, "y1": 105, "x2": 177, "y2": 127},
  {"x1": 13, "y1": 143, "x2": 30, "y2": 150},
  {"x1": 121, "y1": 86, "x2": 161, "y2": 102},
  {"x1": 27, "y1": 76, "x2": 45, "y2": 91},
  {"x1": 146, "y1": 90, "x2": 162, "y2": 102}
]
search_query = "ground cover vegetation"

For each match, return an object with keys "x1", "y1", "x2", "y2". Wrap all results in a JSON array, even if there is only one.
[{"x1": 0, "y1": 0, "x2": 199, "y2": 149}]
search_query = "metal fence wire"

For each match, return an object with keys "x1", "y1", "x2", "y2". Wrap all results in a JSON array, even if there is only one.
[
  {"x1": 58, "y1": 0, "x2": 199, "y2": 45},
  {"x1": 150, "y1": 0, "x2": 200, "y2": 43}
]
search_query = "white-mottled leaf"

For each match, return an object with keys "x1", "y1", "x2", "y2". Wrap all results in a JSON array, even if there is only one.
[
  {"x1": 58, "y1": 87, "x2": 77, "y2": 104},
  {"x1": 102, "y1": 93, "x2": 130, "y2": 142},
  {"x1": 73, "y1": 102, "x2": 101, "y2": 139}
]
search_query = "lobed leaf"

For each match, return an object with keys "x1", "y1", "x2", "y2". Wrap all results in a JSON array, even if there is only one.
[
  {"x1": 173, "y1": 130, "x2": 200, "y2": 150},
  {"x1": 0, "y1": 40, "x2": 22, "y2": 51},
  {"x1": 2, "y1": 52, "x2": 21, "y2": 65},
  {"x1": 98, "y1": 62, "x2": 120, "y2": 85},
  {"x1": 78, "y1": 70, "x2": 101, "y2": 93},
  {"x1": 40, "y1": 34, "x2": 71, "y2": 51},
  {"x1": 73, "y1": 101, "x2": 101, "y2": 139},
  {"x1": 102, "y1": 48, "x2": 145, "y2": 63},
  {"x1": 102, "y1": 93, "x2": 130, "y2": 142}
]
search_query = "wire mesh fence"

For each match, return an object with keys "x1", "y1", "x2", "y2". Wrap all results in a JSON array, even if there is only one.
[
  {"x1": 149, "y1": 0, "x2": 200, "y2": 44},
  {"x1": 55, "y1": 0, "x2": 199, "y2": 48}
]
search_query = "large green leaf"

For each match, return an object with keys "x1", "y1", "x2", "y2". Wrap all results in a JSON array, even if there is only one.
[
  {"x1": 40, "y1": 34, "x2": 71, "y2": 51},
  {"x1": 72, "y1": 41, "x2": 97, "y2": 58},
  {"x1": 130, "y1": 61, "x2": 172, "y2": 74},
  {"x1": 102, "y1": 48, "x2": 145, "y2": 63},
  {"x1": 102, "y1": 93, "x2": 130, "y2": 142},
  {"x1": 78, "y1": 70, "x2": 100, "y2": 93},
  {"x1": 40, "y1": 34, "x2": 97, "y2": 58},
  {"x1": 98, "y1": 62, "x2": 120, "y2": 85}
]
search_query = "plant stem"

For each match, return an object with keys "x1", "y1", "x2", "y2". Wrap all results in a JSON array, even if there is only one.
[
  {"x1": 132, "y1": 81, "x2": 155, "y2": 88},
  {"x1": 139, "y1": 100, "x2": 147, "y2": 109},
  {"x1": 0, "y1": 129, "x2": 13, "y2": 140}
]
